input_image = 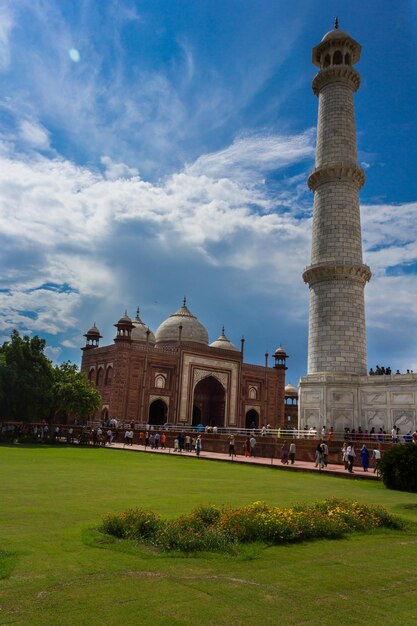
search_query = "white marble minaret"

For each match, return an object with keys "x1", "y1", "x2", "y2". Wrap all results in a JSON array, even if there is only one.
[
  {"x1": 299, "y1": 22, "x2": 417, "y2": 435},
  {"x1": 303, "y1": 19, "x2": 371, "y2": 376}
]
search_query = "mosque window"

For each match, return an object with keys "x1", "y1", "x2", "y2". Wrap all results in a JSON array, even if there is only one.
[
  {"x1": 104, "y1": 366, "x2": 113, "y2": 385},
  {"x1": 344, "y1": 53, "x2": 351, "y2": 65},
  {"x1": 96, "y1": 367, "x2": 104, "y2": 386},
  {"x1": 323, "y1": 54, "x2": 331, "y2": 68},
  {"x1": 155, "y1": 374, "x2": 166, "y2": 389},
  {"x1": 88, "y1": 368, "x2": 95, "y2": 383},
  {"x1": 333, "y1": 50, "x2": 343, "y2": 65},
  {"x1": 248, "y1": 386, "x2": 257, "y2": 400}
]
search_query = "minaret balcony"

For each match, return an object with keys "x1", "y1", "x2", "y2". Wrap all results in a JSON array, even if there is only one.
[
  {"x1": 302, "y1": 262, "x2": 372, "y2": 287},
  {"x1": 312, "y1": 65, "x2": 360, "y2": 94},
  {"x1": 308, "y1": 162, "x2": 365, "y2": 191}
]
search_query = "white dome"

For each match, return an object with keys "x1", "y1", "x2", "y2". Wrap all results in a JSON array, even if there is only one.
[
  {"x1": 210, "y1": 327, "x2": 238, "y2": 352},
  {"x1": 155, "y1": 300, "x2": 208, "y2": 345},
  {"x1": 321, "y1": 28, "x2": 349, "y2": 42},
  {"x1": 131, "y1": 308, "x2": 155, "y2": 344},
  {"x1": 285, "y1": 383, "x2": 298, "y2": 396}
]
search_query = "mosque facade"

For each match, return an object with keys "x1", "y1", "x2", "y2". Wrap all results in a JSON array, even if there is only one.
[
  {"x1": 81, "y1": 300, "x2": 288, "y2": 429},
  {"x1": 299, "y1": 22, "x2": 417, "y2": 435}
]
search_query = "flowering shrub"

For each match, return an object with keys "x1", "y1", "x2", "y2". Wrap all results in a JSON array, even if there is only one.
[
  {"x1": 99, "y1": 499, "x2": 403, "y2": 553},
  {"x1": 100, "y1": 508, "x2": 162, "y2": 540}
]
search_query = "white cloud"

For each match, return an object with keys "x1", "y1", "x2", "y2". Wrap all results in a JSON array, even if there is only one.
[
  {"x1": 101, "y1": 156, "x2": 139, "y2": 181},
  {"x1": 187, "y1": 131, "x2": 315, "y2": 183},
  {"x1": 19, "y1": 120, "x2": 50, "y2": 149},
  {"x1": 0, "y1": 131, "x2": 313, "y2": 343}
]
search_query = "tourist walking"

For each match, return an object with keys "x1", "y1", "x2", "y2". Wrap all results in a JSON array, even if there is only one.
[
  {"x1": 315, "y1": 443, "x2": 325, "y2": 469},
  {"x1": 195, "y1": 435, "x2": 202, "y2": 456},
  {"x1": 341, "y1": 443, "x2": 348, "y2": 469},
  {"x1": 289, "y1": 441, "x2": 296, "y2": 464},
  {"x1": 372, "y1": 448, "x2": 381, "y2": 473},
  {"x1": 228, "y1": 435, "x2": 236, "y2": 457},
  {"x1": 244, "y1": 437, "x2": 250, "y2": 458},
  {"x1": 249, "y1": 435, "x2": 256, "y2": 457},
  {"x1": 281, "y1": 441, "x2": 289, "y2": 464},
  {"x1": 321, "y1": 441, "x2": 329, "y2": 467},
  {"x1": 346, "y1": 443, "x2": 355, "y2": 473},
  {"x1": 360, "y1": 444, "x2": 370, "y2": 472}
]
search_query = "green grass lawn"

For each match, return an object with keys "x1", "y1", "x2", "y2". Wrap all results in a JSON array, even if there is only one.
[{"x1": 1, "y1": 445, "x2": 417, "y2": 626}]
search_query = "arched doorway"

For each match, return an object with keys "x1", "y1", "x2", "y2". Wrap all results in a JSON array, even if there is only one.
[
  {"x1": 245, "y1": 409, "x2": 259, "y2": 430},
  {"x1": 148, "y1": 399, "x2": 167, "y2": 426},
  {"x1": 192, "y1": 376, "x2": 225, "y2": 427},
  {"x1": 192, "y1": 405, "x2": 202, "y2": 426}
]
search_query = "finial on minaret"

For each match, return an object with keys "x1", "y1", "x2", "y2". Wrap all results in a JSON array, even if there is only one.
[
  {"x1": 125, "y1": 309, "x2": 128, "y2": 316},
  {"x1": 334, "y1": 16, "x2": 339, "y2": 29},
  {"x1": 221, "y1": 325, "x2": 225, "y2": 336},
  {"x1": 136, "y1": 306, "x2": 140, "y2": 318},
  {"x1": 183, "y1": 296, "x2": 186, "y2": 307}
]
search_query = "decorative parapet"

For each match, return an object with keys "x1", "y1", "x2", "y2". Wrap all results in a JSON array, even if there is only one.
[
  {"x1": 302, "y1": 262, "x2": 372, "y2": 286},
  {"x1": 312, "y1": 66, "x2": 360, "y2": 95},
  {"x1": 154, "y1": 344, "x2": 179, "y2": 352},
  {"x1": 308, "y1": 162, "x2": 365, "y2": 191}
]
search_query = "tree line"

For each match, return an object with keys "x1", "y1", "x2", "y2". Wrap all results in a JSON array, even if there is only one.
[{"x1": 0, "y1": 330, "x2": 100, "y2": 423}]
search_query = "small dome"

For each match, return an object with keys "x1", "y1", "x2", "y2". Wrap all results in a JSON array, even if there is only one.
[
  {"x1": 274, "y1": 345, "x2": 287, "y2": 357},
  {"x1": 210, "y1": 327, "x2": 238, "y2": 352},
  {"x1": 321, "y1": 28, "x2": 349, "y2": 42},
  {"x1": 85, "y1": 323, "x2": 101, "y2": 338},
  {"x1": 155, "y1": 299, "x2": 208, "y2": 345},
  {"x1": 116, "y1": 311, "x2": 132, "y2": 325},
  {"x1": 285, "y1": 383, "x2": 298, "y2": 396},
  {"x1": 132, "y1": 308, "x2": 155, "y2": 344}
]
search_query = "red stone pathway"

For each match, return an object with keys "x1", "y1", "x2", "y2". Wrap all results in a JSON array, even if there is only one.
[{"x1": 106, "y1": 442, "x2": 378, "y2": 481}]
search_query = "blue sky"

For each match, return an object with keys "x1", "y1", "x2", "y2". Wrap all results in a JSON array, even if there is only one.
[{"x1": 0, "y1": 0, "x2": 416, "y2": 385}]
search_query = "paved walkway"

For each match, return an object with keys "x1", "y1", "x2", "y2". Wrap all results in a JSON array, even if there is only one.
[{"x1": 106, "y1": 442, "x2": 378, "y2": 480}]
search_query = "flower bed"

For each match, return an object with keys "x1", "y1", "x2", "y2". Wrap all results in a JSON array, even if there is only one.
[{"x1": 99, "y1": 498, "x2": 403, "y2": 553}]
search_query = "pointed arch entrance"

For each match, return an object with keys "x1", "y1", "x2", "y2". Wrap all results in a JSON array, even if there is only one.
[
  {"x1": 148, "y1": 399, "x2": 167, "y2": 426},
  {"x1": 192, "y1": 376, "x2": 225, "y2": 427},
  {"x1": 245, "y1": 409, "x2": 259, "y2": 429},
  {"x1": 192, "y1": 405, "x2": 202, "y2": 426}
]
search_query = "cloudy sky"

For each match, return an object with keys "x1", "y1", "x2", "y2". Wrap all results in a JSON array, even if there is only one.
[{"x1": 0, "y1": 0, "x2": 416, "y2": 384}]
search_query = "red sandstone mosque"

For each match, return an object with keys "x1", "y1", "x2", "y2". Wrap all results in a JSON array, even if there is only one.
[{"x1": 81, "y1": 299, "x2": 290, "y2": 429}]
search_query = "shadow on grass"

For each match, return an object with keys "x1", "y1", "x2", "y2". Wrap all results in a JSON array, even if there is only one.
[
  {"x1": 0, "y1": 550, "x2": 19, "y2": 580},
  {"x1": 81, "y1": 527, "x2": 264, "y2": 562}
]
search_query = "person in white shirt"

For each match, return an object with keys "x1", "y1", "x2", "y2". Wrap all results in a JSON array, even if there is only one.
[
  {"x1": 346, "y1": 444, "x2": 355, "y2": 473},
  {"x1": 372, "y1": 448, "x2": 381, "y2": 473}
]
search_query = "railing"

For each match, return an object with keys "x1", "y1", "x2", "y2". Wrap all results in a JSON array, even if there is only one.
[
  {"x1": 85, "y1": 422, "x2": 410, "y2": 443},
  {"x1": 0, "y1": 421, "x2": 411, "y2": 444}
]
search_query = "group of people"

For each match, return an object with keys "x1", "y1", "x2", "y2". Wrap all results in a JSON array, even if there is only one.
[
  {"x1": 172, "y1": 433, "x2": 202, "y2": 455},
  {"x1": 369, "y1": 365, "x2": 415, "y2": 376},
  {"x1": 280, "y1": 441, "x2": 297, "y2": 465},
  {"x1": 341, "y1": 443, "x2": 381, "y2": 474},
  {"x1": 314, "y1": 441, "x2": 329, "y2": 469}
]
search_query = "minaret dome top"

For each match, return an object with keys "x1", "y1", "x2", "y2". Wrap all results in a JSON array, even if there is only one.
[{"x1": 312, "y1": 22, "x2": 361, "y2": 68}]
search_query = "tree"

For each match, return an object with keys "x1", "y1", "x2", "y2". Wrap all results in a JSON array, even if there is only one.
[
  {"x1": 51, "y1": 362, "x2": 101, "y2": 422},
  {"x1": 0, "y1": 330, "x2": 54, "y2": 422}
]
